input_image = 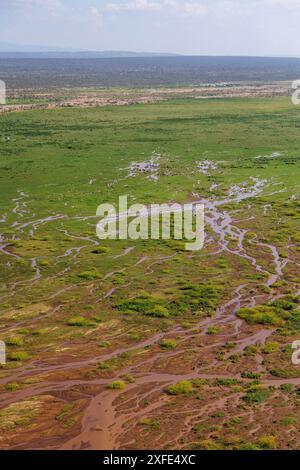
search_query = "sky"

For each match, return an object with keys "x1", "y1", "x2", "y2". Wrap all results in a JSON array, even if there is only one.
[{"x1": 0, "y1": 0, "x2": 299, "y2": 56}]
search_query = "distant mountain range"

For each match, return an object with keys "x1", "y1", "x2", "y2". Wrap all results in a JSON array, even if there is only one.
[{"x1": 0, "y1": 43, "x2": 180, "y2": 59}]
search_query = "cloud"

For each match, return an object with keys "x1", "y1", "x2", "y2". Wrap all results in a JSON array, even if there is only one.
[
  {"x1": 89, "y1": 6, "x2": 103, "y2": 30},
  {"x1": 90, "y1": 6, "x2": 103, "y2": 17},
  {"x1": 3, "y1": 0, "x2": 300, "y2": 19},
  {"x1": 104, "y1": 0, "x2": 167, "y2": 13},
  {"x1": 1, "y1": 0, "x2": 62, "y2": 7},
  {"x1": 264, "y1": 0, "x2": 300, "y2": 8},
  {"x1": 182, "y1": 2, "x2": 208, "y2": 16},
  {"x1": 103, "y1": 0, "x2": 208, "y2": 16},
  {"x1": 0, "y1": 0, "x2": 63, "y2": 16},
  {"x1": 1, "y1": 0, "x2": 300, "y2": 56},
  {"x1": 101, "y1": 0, "x2": 300, "y2": 17}
]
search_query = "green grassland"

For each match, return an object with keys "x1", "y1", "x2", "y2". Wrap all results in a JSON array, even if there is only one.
[{"x1": 0, "y1": 96, "x2": 300, "y2": 450}]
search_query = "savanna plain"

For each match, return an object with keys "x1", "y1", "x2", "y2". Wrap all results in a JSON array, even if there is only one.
[{"x1": 0, "y1": 85, "x2": 300, "y2": 450}]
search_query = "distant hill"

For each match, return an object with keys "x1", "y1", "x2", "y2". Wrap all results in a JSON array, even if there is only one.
[{"x1": 0, "y1": 44, "x2": 180, "y2": 59}]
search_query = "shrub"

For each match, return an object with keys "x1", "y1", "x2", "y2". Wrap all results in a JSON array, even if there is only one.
[
  {"x1": 178, "y1": 284, "x2": 221, "y2": 314},
  {"x1": 98, "y1": 362, "x2": 111, "y2": 371},
  {"x1": 165, "y1": 380, "x2": 193, "y2": 396},
  {"x1": 269, "y1": 368, "x2": 300, "y2": 379},
  {"x1": 181, "y1": 321, "x2": 192, "y2": 329},
  {"x1": 159, "y1": 339, "x2": 177, "y2": 350},
  {"x1": 193, "y1": 379, "x2": 206, "y2": 388},
  {"x1": 280, "y1": 416, "x2": 296, "y2": 426},
  {"x1": 280, "y1": 383, "x2": 294, "y2": 393},
  {"x1": 194, "y1": 439, "x2": 223, "y2": 450},
  {"x1": 146, "y1": 305, "x2": 170, "y2": 318},
  {"x1": 67, "y1": 316, "x2": 87, "y2": 327},
  {"x1": 107, "y1": 380, "x2": 126, "y2": 390},
  {"x1": 272, "y1": 299, "x2": 296, "y2": 311},
  {"x1": 237, "y1": 305, "x2": 281, "y2": 325},
  {"x1": 121, "y1": 374, "x2": 135, "y2": 384},
  {"x1": 18, "y1": 328, "x2": 30, "y2": 335},
  {"x1": 78, "y1": 271, "x2": 102, "y2": 280},
  {"x1": 225, "y1": 417, "x2": 241, "y2": 427},
  {"x1": 243, "y1": 388, "x2": 270, "y2": 405},
  {"x1": 207, "y1": 326, "x2": 219, "y2": 335},
  {"x1": 115, "y1": 297, "x2": 169, "y2": 318},
  {"x1": 257, "y1": 436, "x2": 277, "y2": 450},
  {"x1": 9, "y1": 351, "x2": 29, "y2": 362},
  {"x1": 215, "y1": 378, "x2": 239, "y2": 387},
  {"x1": 243, "y1": 345, "x2": 258, "y2": 356},
  {"x1": 6, "y1": 337, "x2": 23, "y2": 347},
  {"x1": 241, "y1": 372, "x2": 261, "y2": 380},
  {"x1": 238, "y1": 297, "x2": 300, "y2": 329},
  {"x1": 5, "y1": 382, "x2": 21, "y2": 391},
  {"x1": 39, "y1": 259, "x2": 50, "y2": 267},
  {"x1": 99, "y1": 341, "x2": 111, "y2": 348},
  {"x1": 139, "y1": 418, "x2": 160, "y2": 429},
  {"x1": 128, "y1": 332, "x2": 141, "y2": 341},
  {"x1": 238, "y1": 442, "x2": 260, "y2": 450},
  {"x1": 31, "y1": 329, "x2": 46, "y2": 336},
  {"x1": 91, "y1": 246, "x2": 110, "y2": 254},
  {"x1": 262, "y1": 341, "x2": 280, "y2": 354}
]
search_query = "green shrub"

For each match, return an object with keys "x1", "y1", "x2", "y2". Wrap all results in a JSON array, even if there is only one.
[
  {"x1": 262, "y1": 341, "x2": 280, "y2": 354},
  {"x1": 178, "y1": 284, "x2": 221, "y2": 314},
  {"x1": 18, "y1": 329, "x2": 30, "y2": 335},
  {"x1": 280, "y1": 416, "x2": 296, "y2": 426},
  {"x1": 99, "y1": 341, "x2": 111, "y2": 348},
  {"x1": 128, "y1": 332, "x2": 141, "y2": 341},
  {"x1": 243, "y1": 345, "x2": 258, "y2": 356},
  {"x1": 139, "y1": 418, "x2": 160, "y2": 429},
  {"x1": 92, "y1": 315, "x2": 103, "y2": 323},
  {"x1": 193, "y1": 379, "x2": 206, "y2": 388},
  {"x1": 280, "y1": 383, "x2": 294, "y2": 393},
  {"x1": 241, "y1": 372, "x2": 261, "y2": 380},
  {"x1": 238, "y1": 297, "x2": 300, "y2": 329},
  {"x1": 78, "y1": 270, "x2": 102, "y2": 280},
  {"x1": 269, "y1": 368, "x2": 300, "y2": 379},
  {"x1": 39, "y1": 259, "x2": 50, "y2": 267},
  {"x1": 238, "y1": 442, "x2": 260, "y2": 450},
  {"x1": 107, "y1": 380, "x2": 126, "y2": 390},
  {"x1": 193, "y1": 439, "x2": 223, "y2": 450},
  {"x1": 91, "y1": 246, "x2": 110, "y2": 254},
  {"x1": 159, "y1": 339, "x2": 177, "y2": 350},
  {"x1": 146, "y1": 305, "x2": 170, "y2": 318},
  {"x1": 207, "y1": 326, "x2": 219, "y2": 335},
  {"x1": 115, "y1": 297, "x2": 169, "y2": 318},
  {"x1": 237, "y1": 305, "x2": 281, "y2": 325},
  {"x1": 5, "y1": 382, "x2": 21, "y2": 391},
  {"x1": 98, "y1": 362, "x2": 111, "y2": 371},
  {"x1": 32, "y1": 329, "x2": 47, "y2": 336},
  {"x1": 55, "y1": 403, "x2": 74, "y2": 422},
  {"x1": 121, "y1": 374, "x2": 135, "y2": 384},
  {"x1": 257, "y1": 436, "x2": 277, "y2": 450},
  {"x1": 67, "y1": 316, "x2": 87, "y2": 327},
  {"x1": 243, "y1": 388, "x2": 270, "y2": 404},
  {"x1": 215, "y1": 378, "x2": 239, "y2": 387},
  {"x1": 6, "y1": 337, "x2": 23, "y2": 347},
  {"x1": 165, "y1": 380, "x2": 193, "y2": 396},
  {"x1": 9, "y1": 351, "x2": 29, "y2": 362}
]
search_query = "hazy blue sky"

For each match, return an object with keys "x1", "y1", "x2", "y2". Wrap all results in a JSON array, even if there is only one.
[{"x1": 0, "y1": 0, "x2": 299, "y2": 56}]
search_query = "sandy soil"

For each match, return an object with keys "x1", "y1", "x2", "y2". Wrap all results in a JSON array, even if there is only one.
[{"x1": 0, "y1": 82, "x2": 291, "y2": 114}]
